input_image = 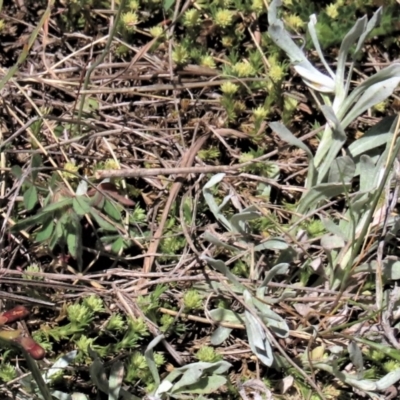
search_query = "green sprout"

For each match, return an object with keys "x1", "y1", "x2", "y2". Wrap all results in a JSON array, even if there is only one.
[
  {"x1": 221, "y1": 82, "x2": 239, "y2": 96},
  {"x1": 232, "y1": 61, "x2": 256, "y2": 77},
  {"x1": 183, "y1": 289, "x2": 203, "y2": 311},
  {"x1": 160, "y1": 313, "x2": 175, "y2": 332},
  {"x1": 198, "y1": 147, "x2": 221, "y2": 160},
  {"x1": 214, "y1": 9, "x2": 234, "y2": 28},
  {"x1": 196, "y1": 346, "x2": 222, "y2": 362},
  {"x1": 23, "y1": 263, "x2": 43, "y2": 280},
  {"x1": 172, "y1": 44, "x2": 190, "y2": 65},
  {"x1": 121, "y1": 11, "x2": 139, "y2": 31},
  {"x1": 149, "y1": 25, "x2": 163, "y2": 37},
  {"x1": 200, "y1": 54, "x2": 216, "y2": 69},
  {"x1": 0, "y1": 363, "x2": 17, "y2": 382},
  {"x1": 128, "y1": 0, "x2": 140, "y2": 11},
  {"x1": 83, "y1": 295, "x2": 105, "y2": 313},
  {"x1": 106, "y1": 314, "x2": 125, "y2": 332},
  {"x1": 252, "y1": 106, "x2": 269, "y2": 122},
  {"x1": 326, "y1": 3, "x2": 339, "y2": 19},
  {"x1": 67, "y1": 303, "x2": 94, "y2": 327},
  {"x1": 284, "y1": 14, "x2": 304, "y2": 30},
  {"x1": 182, "y1": 9, "x2": 200, "y2": 27}
]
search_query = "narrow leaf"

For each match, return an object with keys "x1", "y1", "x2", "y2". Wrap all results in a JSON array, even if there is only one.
[
  {"x1": 31, "y1": 154, "x2": 42, "y2": 182},
  {"x1": 108, "y1": 361, "x2": 124, "y2": 400},
  {"x1": 201, "y1": 256, "x2": 246, "y2": 292},
  {"x1": 104, "y1": 200, "x2": 122, "y2": 221},
  {"x1": 144, "y1": 335, "x2": 164, "y2": 387},
  {"x1": 23, "y1": 186, "x2": 38, "y2": 211},
  {"x1": 90, "y1": 209, "x2": 119, "y2": 232},
  {"x1": 35, "y1": 219, "x2": 54, "y2": 242},
  {"x1": 211, "y1": 326, "x2": 232, "y2": 345},
  {"x1": 73, "y1": 196, "x2": 91, "y2": 216}
]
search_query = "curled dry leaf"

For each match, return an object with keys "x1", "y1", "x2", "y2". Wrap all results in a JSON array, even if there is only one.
[
  {"x1": 88, "y1": 182, "x2": 135, "y2": 207},
  {"x1": 0, "y1": 305, "x2": 30, "y2": 326},
  {"x1": 14, "y1": 336, "x2": 46, "y2": 360}
]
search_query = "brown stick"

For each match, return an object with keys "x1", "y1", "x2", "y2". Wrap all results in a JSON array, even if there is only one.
[
  {"x1": 139, "y1": 134, "x2": 210, "y2": 293},
  {"x1": 95, "y1": 164, "x2": 238, "y2": 179}
]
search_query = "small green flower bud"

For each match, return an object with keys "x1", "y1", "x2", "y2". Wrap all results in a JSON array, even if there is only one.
[
  {"x1": 251, "y1": 0, "x2": 264, "y2": 13},
  {"x1": 183, "y1": 9, "x2": 200, "y2": 27},
  {"x1": 83, "y1": 295, "x2": 104, "y2": 313},
  {"x1": 232, "y1": 61, "x2": 256, "y2": 77},
  {"x1": 121, "y1": 12, "x2": 139, "y2": 32},
  {"x1": 172, "y1": 45, "x2": 190, "y2": 65},
  {"x1": 284, "y1": 14, "x2": 303, "y2": 30},
  {"x1": 221, "y1": 81, "x2": 239, "y2": 95},
  {"x1": 103, "y1": 159, "x2": 119, "y2": 170},
  {"x1": 252, "y1": 106, "x2": 268, "y2": 121},
  {"x1": 214, "y1": 9, "x2": 233, "y2": 28},
  {"x1": 23, "y1": 263, "x2": 43, "y2": 280},
  {"x1": 106, "y1": 314, "x2": 125, "y2": 332},
  {"x1": 221, "y1": 35, "x2": 234, "y2": 47},
  {"x1": 196, "y1": 346, "x2": 222, "y2": 362},
  {"x1": 326, "y1": 4, "x2": 339, "y2": 19},
  {"x1": 183, "y1": 289, "x2": 203, "y2": 310},
  {"x1": 62, "y1": 161, "x2": 79, "y2": 180},
  {"x1": 0, "y1": 363, "x2": 17, "y2": 382},
  {"x1": 200, "y1": 55, "x2": 216, "y2": 69},
  {"x1": 128, "y1": 0, "x2": 140, "y2": 10},
  {"x1": 149, "y1": 25, "x2": 163, "y2": 38},
  {"x1": 269, "y1": 63, "x2": 285, "y2": 82}
]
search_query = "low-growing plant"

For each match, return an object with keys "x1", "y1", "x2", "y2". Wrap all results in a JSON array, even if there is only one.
[{"x1": 10, "y1": 165, "x2": 140, "y2": 270}]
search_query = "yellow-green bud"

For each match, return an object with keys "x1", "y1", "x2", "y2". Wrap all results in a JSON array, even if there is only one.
[
  {"x1": 183, "y1": 9, "x2": 200, "y2": 27},
  {"x1": 221, "y1": 82, "x2": 239, "y2": 95},
  {"x1": 326, "y1": 4, "x2": 339, "y2": 19},
  {"x1": 253, "y1": 106, "x2": 268, "y2": 121},
  {"x1": 215, "y1": 9, "x2": 233, "y2": 28},
  {"x1": 284, "y1": 14, "x2": 303, "y2": 30},
  {"x1": 121, "y1": 12, "x2": 139, "y2": 31},
  {"x1": 200, "y1": 55, "x2": 216, "y2": 69},
  {"x1": 232, "y1": 61, "x2": 255, "y2": 77},
  {"x1": 149, "y1": 25, "x2": 163, "y2": 38}
]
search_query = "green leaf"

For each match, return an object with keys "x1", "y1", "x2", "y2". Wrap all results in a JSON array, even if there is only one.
[
  {"x1": 144, "y1": 335, "x2": 164, "y2": 387},
  {"x1": 209, "y1": 309, "x2": 244, "y2": 325},
  {"x1": 104, "y1": 200, "x2": 122, "y2": 221},
  {"x1": 67, "y1": 215, "x2": 83, "y2": 271},
  {"x1": 163, "y1": 0, "x2": 174, "y2": 11},
  {"x1": 73, "y1": 196, "x2": 91, "y2": 216},
  {"x1": 23, "y1": 185, "x2": 38, "y2": 211},
  {"x1": 270, "y1": 122, "x2": 316, "y2": 188},
  {"x1": 31, "y1": 154, "x2": 42, "y2": 182},
  {"x1": 41, "y1": 198, "x2": 73, "y2": 214},
  {"x1": 296, "y1": 182, "x2": 351, "y2": 216},
  {"x1": 229, "y1": 206, "x2": 260, "y2": 236},
  {"x1": 108, "y1": 361, "x2": 124, "y2": 400},
  {"x1": 54, "y1": 218, "x2": 66, "y2": 242},
  {"x1": 67, "y1": 230, "x2": 77, "y2": 259},
  {"x1": 203, "y1": 174, "x2": 232, "y2": 231},
  {"x1": 327, "y1": 156, "x2": 356, "y2": 184},
  {"x1": 90, "y1": 209, "x2": 119, "y2": 232},
  {"x1": 201, "y1": 256, "x2": 246, "y2": 293},
  {"x1": 83, "y1": 97, "x2": 99, "y2": 114},
  {"x1": 174, "y1": 375, "x2": 227, "y2": 395},
  {"x1": 36, "y1": 219, "x2": 54, "y2": 242},
  {"x1": 210, "y1": 326, "x2": 232, "y2": 346},
  {"x1": 243, "y1": 290, "x2": 274, "y2": 366},
  {"x1": 11, "y1": 212, "x2": 50, "y2": 232},
  {"x1": 111, "y1": 237, "x2": 125, "y2": 254},
  {"x1": 11, "y1": 165, "x2": 23, "y2": 179}
]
